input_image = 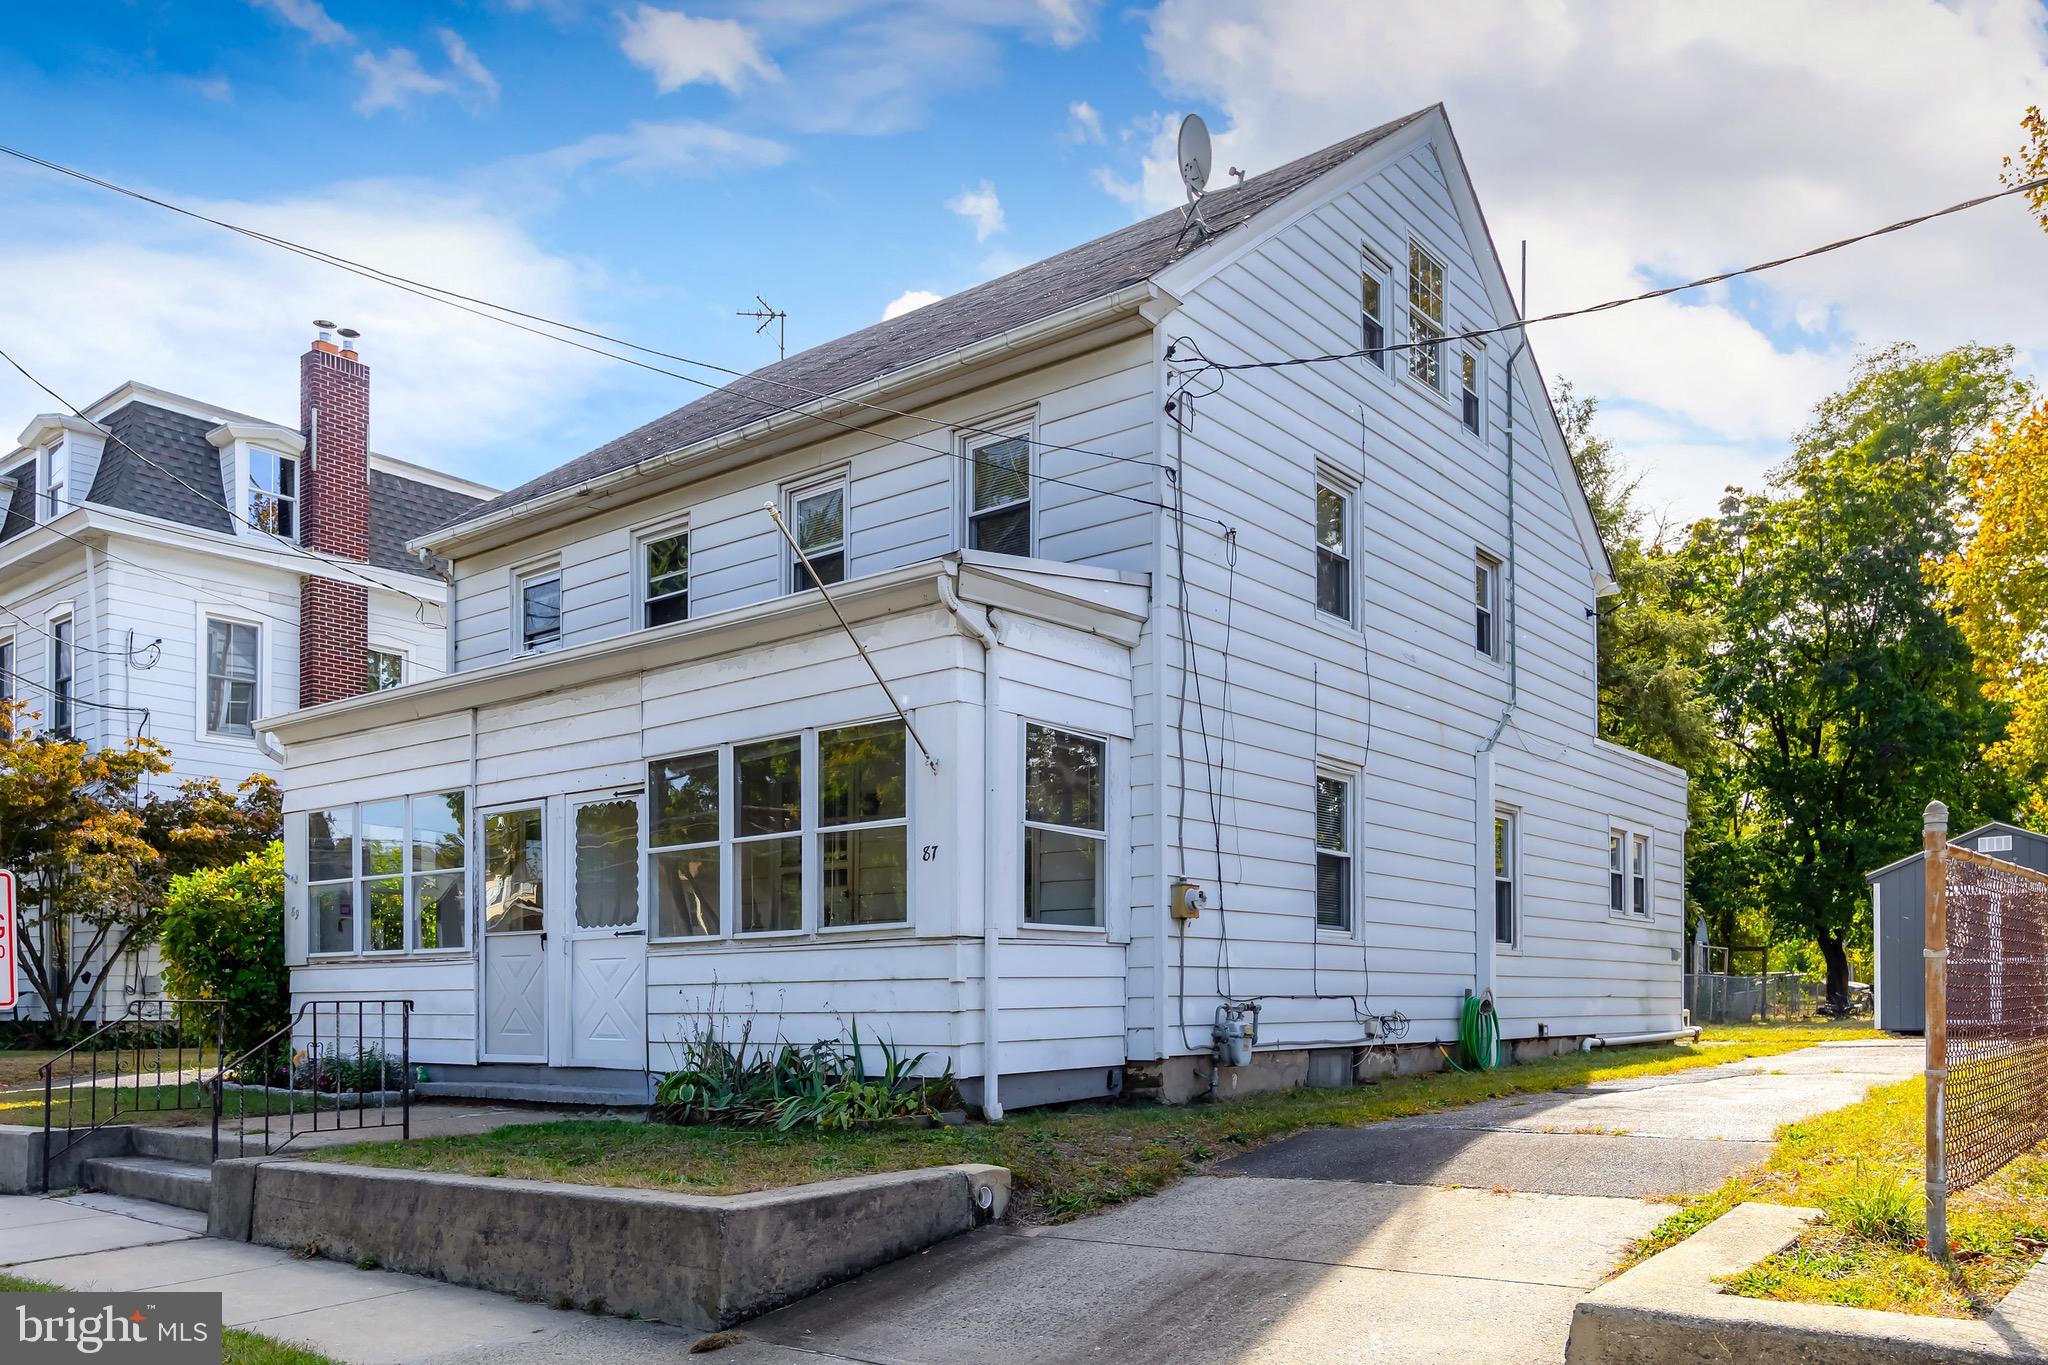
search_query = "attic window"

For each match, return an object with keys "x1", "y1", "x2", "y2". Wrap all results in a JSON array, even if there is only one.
[
  {"x1": 40, "y1": 443, "x2": 66, "y2": 522},
  {"x1": 1407, "y1": 241, "x2": 1446, "y2": 390},
  {"x1": 249, "y1": 448, "x2": 298, "y2": 539}
]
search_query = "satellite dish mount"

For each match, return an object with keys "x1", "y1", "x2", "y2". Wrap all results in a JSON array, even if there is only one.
[{"x1": 1176, "y1": 114, "x2": 1217, "y2": 241}]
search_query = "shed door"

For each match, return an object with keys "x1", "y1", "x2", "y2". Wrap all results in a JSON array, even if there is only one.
[
  {"x1": 481, "y1": 805, "x2": 548, "y2": 1063},
  {"x1": 565, "y1": 793, "x2": 646, "y2": 1069}
]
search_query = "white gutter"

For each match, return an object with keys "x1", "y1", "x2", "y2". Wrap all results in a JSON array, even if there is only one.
[
  {"x1": 414, "y1": 283, "x2": 1160, "y2": 561},
  {"x1": 1579, "y1": 1027, "x2": 1702, "y2": 1052},
  {"x1": 939, "y1": 559, "x2": 1004, "y2": 1122}
]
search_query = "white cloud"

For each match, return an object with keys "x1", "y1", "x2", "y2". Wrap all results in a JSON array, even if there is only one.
[
  {"x1": 437, "y1": 29, "x2": 500, "y2": 103},
  {"x1": 0, "y1": 173, "x2": 618, "y2": 485},
  {"x1": 1121, "y1": 0, "x2": 2048, "y2": 520},
  {"x1": 1038, "y1": 0, "x2": 1091, "y2": 47},
  {"x1": 352, "y1": 49, "x2": 453, "y2": 115},
  {"x1": 528, "y1": 120, "x2": 790, "y2": 178},
  {"x1": 252, "y1": 0, "x2": 350, "y2": 45},
  {"x1": 883, "y1": 289, "x2": 942, "y2": 320},
  {"x1": 947, "y1": 179, "x2": 1005, "y2": 241},
  {"x1": 1067, "y1": 99, "x2": 1104, "y2": 144},
  {"x1": 620, "y1": 5, "x2": 778, "y2": 94},
  {"x1": 186, "y1": 75, "x2": 234, "y2": 102}
]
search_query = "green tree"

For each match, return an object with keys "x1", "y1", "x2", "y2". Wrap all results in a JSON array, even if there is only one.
[
  {"x1": 0, "y1": 697, "x2": 280, "y2": 1037},
  {"x1": 158, "y1": 842, "x2": 287, "y2": 1052},
  {"x1": 1684, "y1": 344, "x2": 2026, "y2": 1007}
]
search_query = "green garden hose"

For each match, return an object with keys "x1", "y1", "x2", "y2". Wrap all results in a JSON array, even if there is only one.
[{"x1": 1458, "y1": 992, "x2": 1501, "y2": 1071}]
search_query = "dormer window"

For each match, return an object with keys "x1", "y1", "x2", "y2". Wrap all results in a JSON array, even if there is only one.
[
  {"x1": 249, "y1": 448, "x2": 298, "y2": 539},
  {"x1": 40, "y1": 443, "x2": 65, "y2": 522}
]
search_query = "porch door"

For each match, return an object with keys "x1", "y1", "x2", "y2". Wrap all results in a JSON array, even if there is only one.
[
  {"x1": 481, "y1": 805, "x2": 548, "y2": 1062},
  {"x1": 566, "y1": 793, "x2": 647, "y2": 1069}
]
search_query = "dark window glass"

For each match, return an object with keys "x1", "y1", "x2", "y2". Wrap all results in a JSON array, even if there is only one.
[
  {"x1": 1315, "y1": 484, "x2": 1350, "y2": 620},
  {"x1": 969, "y1": 434, "x2": 1031, "y2": 555},
  {"x1": 650, "y1": 750, "x2": 720, "y2": 847},
  {"x1": 1315, "y1": 776, "x2": 1350, "y2": 930},
  {"x1": 521, "y1": 572, "x2": 561, "y2": 650},
  {"x1": 645, "y1": 532, "x2": 689, "y2": 626}
]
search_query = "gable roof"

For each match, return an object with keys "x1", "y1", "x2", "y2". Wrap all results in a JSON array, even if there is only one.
[
  {"x1": 440, "y1": 106, "x2": 1440, "y2": 534},
  {"x1": 1863, "y1": 821, "x2": 2048, "y2": 881}
]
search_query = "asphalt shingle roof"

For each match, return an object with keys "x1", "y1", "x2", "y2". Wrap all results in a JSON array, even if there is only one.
[
  {"x1": 0, "y1": 459, "x2": 34, "y2": 543},
  {"x1": 442, "y1": 107, "x2": 1436, "y2": 534},
  {"x1": 367, "y1": 469, "x2": 485, "y2": 578}
]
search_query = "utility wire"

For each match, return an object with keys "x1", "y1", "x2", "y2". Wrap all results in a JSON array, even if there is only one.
[
  {"x1": 0, "y1": 601, "x2": 159, "y2": 662},
  {"x1": 0, "y1": 345, "x2": 445, "y2": 614},
  {"x1": 1188, "y1": 175, "x2": 2048, "y2": 375},
  {"x1": 0, "y1": 141, "x2": 1173, "y2": 478}
]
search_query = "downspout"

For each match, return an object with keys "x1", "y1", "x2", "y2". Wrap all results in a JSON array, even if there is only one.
[
  {"x1": 1475, "y1": 247, "x2": 1528, "y2": 1008},
  {"x1": 939, "y1": 560, "x2": 1004, "y2": 1121}
]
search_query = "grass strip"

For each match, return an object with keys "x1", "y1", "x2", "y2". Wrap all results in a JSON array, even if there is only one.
[{"x1": 327, "y1": 1020, "x2": 1878, "y2": 1225}]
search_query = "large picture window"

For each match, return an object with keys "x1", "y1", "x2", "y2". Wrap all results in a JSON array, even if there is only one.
[
  {"x1": 205, "y1": 617, "x2": 260, "y2": 738},
  {"x1": 308, "y1": 793, "x2": 467, "y2": 955},
  {"x1": 967, "y1": 431, "x2": 1031, "y2": 556},
  {"x1": 1023, "y1": 724, "x2": 1105, "y2": 927}
]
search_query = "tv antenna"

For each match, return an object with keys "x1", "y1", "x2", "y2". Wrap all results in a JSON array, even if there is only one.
[
  {"x1": 1176, "y1": 114, "x2": 1215, "y2": 241},
  {"x1": 737, "y1": 295, "x2": 787, "y2": 361}
]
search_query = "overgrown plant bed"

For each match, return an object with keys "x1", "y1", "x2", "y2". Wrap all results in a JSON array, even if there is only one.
[
  {"x1": 1622, "y1": 1076, "x2": 2048, "y2": 1317},
  {"x1": 326, "y1": 1021, "x2": 1878, "y2": 1225}
]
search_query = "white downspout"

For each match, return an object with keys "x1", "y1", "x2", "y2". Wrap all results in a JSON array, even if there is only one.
[{"x1": 940, "y1": 562, "x2": 1004, "y2": 1121}]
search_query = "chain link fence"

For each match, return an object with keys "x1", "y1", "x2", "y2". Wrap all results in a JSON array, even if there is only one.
[
  {"x1": 1941, "y1": 847, "x2": 2048, "y2": 1193},
  {"x1": 1685, "y1": 971, "x2": 1826, "y2": 1023}
]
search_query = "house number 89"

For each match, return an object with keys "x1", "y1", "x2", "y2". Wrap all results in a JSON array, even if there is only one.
[{"x1": 921, "y1": 845, "x2": 939, "y2": 862}]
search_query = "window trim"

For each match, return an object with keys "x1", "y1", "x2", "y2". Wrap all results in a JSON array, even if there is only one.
[
  {"x1": 1493, "y1": 806, "x2": 1520, "y2": 950},
  {"x1": 960, "y1": 412, "x2": 1037, "y2": 558},
  {"x1": 306, "y1": 792, "x2": 471, "y2": 959},
  {"x1": 1405, "y1": 238, "x2": 1449, "y2": 395},
  {"x1": 197, "y1": 608, "x2": 265, "y2": 744},
  {"x1": 246, "y1": 445, "x2": 300, "y2": 542},
  {"x1": 635, "y1": 517, "x2": 692, "y2": 631},
  {"x1": 365, "y1": 643, "x2": 407, "y2": 693},
  {"x1": 784, "y1": 470, "x2": 850, "y2": 594},
  {"x1": 1631, "y1": 829, "x2": 1653, "y2": 920},
  {"x1": 1607, "y1": 823, "x2": 1657, "y2": 920},
  {"x1": 1313, "y1": 467, "x2": 1358, "y2": 627},
  {"x1": 513, "y1": 560, "x2": 564, "y2": 656},
  {"x1": 1021, "y1": 721, "x2": 1110, "y2": 932},
  {"x1": 1314, "y1": 766, "x2": 1358, "y2": 937},
  {"x1": 1474, "y1": 550, "x2": 1503, "y2": 662},
  {"x1": 647, "y1": 745, "x2": 728, "y2": 942},
  {"x1": 40, "y1": 442, "x2": 66, "y2": 523},
  {"x1": 1459, "y1": 348, "x2": 1484, "y2": 437},
  {"x1": 1361, "y1": 246, "x2": 1391, "y2": 373},
  {"x1": 46, "y1": 606, "x2": 74, "y2": 739},
  {"x1": 0, "y1": 633, "x2": 13, "y2": 710}
]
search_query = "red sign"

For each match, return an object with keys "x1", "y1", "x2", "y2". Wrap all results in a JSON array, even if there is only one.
[{"x1": 0, "y1": 871, "x2": 14, "y2": 1009}]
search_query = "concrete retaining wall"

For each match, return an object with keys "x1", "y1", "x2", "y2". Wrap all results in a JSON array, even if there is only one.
[
  {"x1": 0, "y1": 1123, "x2": 143, "y2": 1193},
  {"x1": 212, "y1": 1157, "x2": 1011, "y2": 1331}
]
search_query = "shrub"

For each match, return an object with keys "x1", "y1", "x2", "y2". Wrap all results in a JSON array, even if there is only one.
[
  {"x1": 158, "y1": 842, "x2": 288, "y2": 1053},
  {"x1": 654, "y1": 1016, "x2": 953, "y2": 1130}
]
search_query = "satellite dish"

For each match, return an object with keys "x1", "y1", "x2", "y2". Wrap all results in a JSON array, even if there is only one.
[{"x1": 1177, "y1": 114, "x2": 1212, "y2": 200}]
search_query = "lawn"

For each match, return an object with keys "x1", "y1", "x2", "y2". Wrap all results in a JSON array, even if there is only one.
[
  {"x1": 0, "y1": 1044, "x2": 222, "y2": 1095},
  {"x1": 1621, "y1": 1076, "x2": 2048, "y2": 1317},
  {"x1": 325, "y1": 1019, "x2": 1879, "y2": 1225},
  {"x1": 0, "y1": 1079, "x2": 311, "y2": 1133},
  {"x1": 0, "y1": 1273, "x2": 340, "y2": 1364}
]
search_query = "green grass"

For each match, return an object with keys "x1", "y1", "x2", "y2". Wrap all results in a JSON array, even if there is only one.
[
  {"x1": 1621, "y1": 1076, "x2": 2048, "y2": 1317},
  {"x1": 0, "y1": 1273, "x2": 341, "y2": 1364},
  {"x1": 0, "y1": 1080, "x2": 306, "y2": 1132},
  {"x1": 324, "y1": 1019, "x2": 1878, "y2": 1225}
]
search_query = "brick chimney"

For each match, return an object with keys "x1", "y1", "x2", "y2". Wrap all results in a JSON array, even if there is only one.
[{"x1": 298, "y1": 322, "x2": 371, "y2": 708}]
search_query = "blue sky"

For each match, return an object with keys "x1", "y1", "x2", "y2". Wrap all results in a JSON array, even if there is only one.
[{"x1": 4, "y1": 1, "x2": 2045, "y2": 521}]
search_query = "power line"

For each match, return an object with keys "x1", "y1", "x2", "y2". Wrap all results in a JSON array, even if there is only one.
[
  {"x1": 0, "y1": 141, "x2": 1173, "y2": 478},
  {"x1": 0, "y1": 345, "x2": 444, "y2": 614},
  {"x1": 1183, "y1": 175, "x2": 2048, "y2": 376},
  {"x1": 0, "y1": 601, "x2": 159, "y2": 661}
]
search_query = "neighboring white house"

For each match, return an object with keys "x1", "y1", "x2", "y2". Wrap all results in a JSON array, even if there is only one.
[
  {"x1": 0, "y1": 329, "x2": 494, "y2": 1022},
  {"x1": 264, "y1": 106, "x2": 1690, "y2": 1110}
]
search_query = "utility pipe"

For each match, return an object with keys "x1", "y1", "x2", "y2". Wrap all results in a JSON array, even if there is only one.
[
  {"x1": 1578, "y1": 1027, "x2": 1702, "y2": 1052},
  {"x1": 939, "y1": 560, "x2": 1004, "y2": 1121}
]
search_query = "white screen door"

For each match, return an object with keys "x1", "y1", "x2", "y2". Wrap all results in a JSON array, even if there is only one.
[
  {"x1": 481, "y1": 805, "x2": 547, "y2": 1062},
  {"x1": 567, "y1": 793, "x2": 647, "y2": 1069}
]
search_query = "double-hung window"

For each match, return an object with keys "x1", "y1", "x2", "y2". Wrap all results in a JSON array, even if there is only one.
[
  {"x1": 1361, "y1": 249, "x2": 1390, "y2": 367},
  {"x1": 41, "y1": 444, "x2": 65, "y2": 522},
  {"x1": 650, "y1": 749, "x2": 721, "y2": 938},
  {"x1": 643, "y1": 529, "x2": 690, "y2": 627},
  {"x1": 1608, "y1": 831, "x2": 1626, "y2": 916},
  {"x1": 1494, "y1": 810, "x2": 1518, "y2": 946},
  {"x1": 1475, "y1": 553, "x2": 1501, "y2": 658},
  {"x1": 788, "y1": 479, "x2": 847, "y2": 590},
  {"x1": 735, "y1": 736, "x2": 804, "y2": 932},
  {"x1": 1631, "y1": 832, "x2": 1651, "y2": 918},
  {"x1": 307, "y1": 793, "x2": 467, "y2": 955},
  {"x1": 366, "y1": 649, "x2": 404, "y2": 692},
  {"x1": 1315, "y1": 481, "x2": 1351, "y2": 621},
  {"x1": 204, "y1": 617, "x2": 260, "y2": 738},
  {"x1": 1407, "y1": 241, "x2": 1446, "y2": 389},
  {"x1": 0, "y1": 637, "x2": 11, "y2": 710},
  {"x1": 1460, "y1": 352, "x2": 1482, "y2": 434},
  {"x1": 1023, "y1": 724, "x2": 1106, "y2": 926},
  {"x1": 1315, "y1": 774, "x2": 1352, "y2": 931},
  {"x1": 248, "y1": 448, "x2": 298, "y2": 538},
  {"x1": 967, "y1": 430, "x2": 1032, "y2": 556},
  {"x1": 48, "y1": 615, "x2": 73, "y2": 737},
  {"x1": 518, "y1": 567, "x2": 561, "y2": 653}
]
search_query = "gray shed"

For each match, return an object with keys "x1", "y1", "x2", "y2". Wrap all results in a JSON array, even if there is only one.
[{"x1": 1865, "y1": 821, "x2": 2048, "y2": 1033}]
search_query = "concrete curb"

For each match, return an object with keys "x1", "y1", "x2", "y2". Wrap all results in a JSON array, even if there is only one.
[
  {"x1": 1566, "y1": 1202, "x2": 2048, "y2": 1363},
  {"x1": 214, "y1": 1156, "x2": 1011, "y2": 1330}
]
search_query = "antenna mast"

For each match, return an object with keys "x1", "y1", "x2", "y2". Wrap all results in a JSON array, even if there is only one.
[{"x1": 737, "y1": 295, "x2": 787, "y2": 362}]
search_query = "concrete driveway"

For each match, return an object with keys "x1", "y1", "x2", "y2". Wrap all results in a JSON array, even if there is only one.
[{"x1": 722, "y1": 1039, "x2": 1918, "y2": 1365}]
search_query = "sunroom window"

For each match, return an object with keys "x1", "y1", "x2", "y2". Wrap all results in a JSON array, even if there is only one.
[
  {"x1": 1024, "y1": 724, "x2": 1106, "y2": 927},
  {"x1": 735, "y1": 735, "x2": 803, "y2": 932},
  {"x1": 820, "y1": 721, "x2": 908, "y2": 927},
  {"x1": 650, "y1": 749, "x2": 721, "y2": 938},
  {"x1": 307, "y1": 793, "x2": 467, "y2": 955}
]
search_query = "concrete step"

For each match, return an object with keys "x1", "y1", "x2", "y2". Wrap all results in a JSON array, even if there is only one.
[
  {"x1": 80, "y1": 1155, "x2": 213, "y2": 1212},
  {"x1": 419, "y1": 1063, "x2": 651, "y2": 1108},
  {"x1": 129, "y1": 1126, "x2": 216, "y2": 1166}
]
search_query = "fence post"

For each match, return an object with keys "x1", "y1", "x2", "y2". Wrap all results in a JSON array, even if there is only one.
[{"x1": 1923, "y1": 799, "x2": 1950, "y2": 1261}]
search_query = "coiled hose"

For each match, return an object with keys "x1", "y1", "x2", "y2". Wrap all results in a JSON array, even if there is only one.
[{"x1": 1456, "y1": 992, "x2": 1500, "y2": 1071}]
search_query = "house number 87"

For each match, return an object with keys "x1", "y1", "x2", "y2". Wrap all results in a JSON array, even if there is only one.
[{"x1": 921, "y1": 845, "x2": 939, "y2": 862}]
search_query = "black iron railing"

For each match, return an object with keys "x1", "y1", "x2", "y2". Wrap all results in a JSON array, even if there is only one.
[
  {"x1": 39, "y1": 998, "x2": 225, "y2": 1191},
  {"x1": 209, "y1": 999, "x2": 413, "y2": 1159}
]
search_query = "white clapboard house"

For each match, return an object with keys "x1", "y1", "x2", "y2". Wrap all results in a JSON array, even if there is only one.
[
  {"x1": 0, "y1": 329, "x2": 493, "y2": 1021},
  {"x1": 264, "y1": 106, "x2": 1689, "y2": 1110}
]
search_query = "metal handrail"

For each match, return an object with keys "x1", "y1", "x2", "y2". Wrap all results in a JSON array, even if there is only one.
[
  {"x1": 208, "y1": 999, "x2": 413, "y2": 1160},
  {"x1": 39, "y1": 998, "x2": 224, "y2": 1192}
]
